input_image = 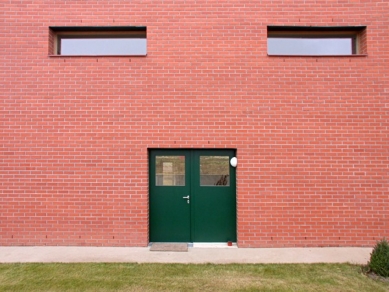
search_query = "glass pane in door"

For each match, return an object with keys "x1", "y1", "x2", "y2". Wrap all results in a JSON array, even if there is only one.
[
  {"x1": 200, "y1": 156, "x2": 230, "y2": 186},
  {"x1": 156, "y1": 156, "x2": 185, "y2": 186}
]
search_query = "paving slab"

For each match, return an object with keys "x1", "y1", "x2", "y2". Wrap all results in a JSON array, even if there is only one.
[{"x1": 0, "y1": 246, "x2": 372, "y2": 264}]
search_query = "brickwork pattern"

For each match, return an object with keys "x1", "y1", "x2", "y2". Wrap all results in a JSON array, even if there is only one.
[{"x1": 1, "y1": 0, "x2": 388, "y2": 247}]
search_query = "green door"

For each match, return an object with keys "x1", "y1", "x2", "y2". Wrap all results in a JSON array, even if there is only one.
[
  {"x1": 149, "y1": 150, "x2": 191, "y2": 242},
  {"x1": 192, "y1": 149, "x2": 236, "y2": 242},
  {"x1": 149, "y1": 149, "x2": 236, "y2": 242}
]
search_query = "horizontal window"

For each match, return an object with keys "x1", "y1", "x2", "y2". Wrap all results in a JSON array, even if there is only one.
[
  {"x1": 267, "y1": 26, "x2": 366, "y2": 56},
  {"x1": 49, "y1": 26, "x2": 146, "y2": 56}
]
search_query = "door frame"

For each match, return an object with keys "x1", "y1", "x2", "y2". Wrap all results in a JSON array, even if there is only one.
[{"x1": 148, "y1": 148, "x2": 237, "y2": 243}]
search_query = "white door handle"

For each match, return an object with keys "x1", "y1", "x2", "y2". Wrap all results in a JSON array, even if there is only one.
[{"x1": 182, "y1": 196, "x2": 190, "y2": 199}]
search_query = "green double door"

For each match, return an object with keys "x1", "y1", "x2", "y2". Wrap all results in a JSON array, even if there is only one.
[{"x1": 149, "y1": 149, "x2": 236, "y2": 242}]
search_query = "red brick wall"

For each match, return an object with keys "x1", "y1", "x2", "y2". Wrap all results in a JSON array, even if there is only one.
[{"x1": 1, "y1": 1, "x2": 388, "y2": 247}]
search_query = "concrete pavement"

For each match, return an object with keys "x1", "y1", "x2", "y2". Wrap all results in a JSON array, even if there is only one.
[{"x1": 0, "y1": 246, "x2": 372, "y2": 264}]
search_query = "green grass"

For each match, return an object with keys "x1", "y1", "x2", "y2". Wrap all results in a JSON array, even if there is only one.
[{"x1": 0, "y1": 263, "x2": 388, "y2": 291}]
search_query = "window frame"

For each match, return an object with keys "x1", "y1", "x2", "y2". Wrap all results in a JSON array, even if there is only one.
[
  {"x1": 267, "y1": 26, "x2": 367, "y2": 56},
  {"x1": 49, "y1": 26, "x2": 147, "y2": 57}
]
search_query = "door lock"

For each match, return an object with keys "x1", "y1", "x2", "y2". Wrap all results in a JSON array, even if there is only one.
[{"x1": 183, "y1": 195, "x2": 190, "y2": 204}]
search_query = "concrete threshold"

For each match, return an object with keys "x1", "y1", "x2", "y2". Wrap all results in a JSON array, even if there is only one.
[{"x1": 191, "y1": 242, "x2": 238, "y2": 248}]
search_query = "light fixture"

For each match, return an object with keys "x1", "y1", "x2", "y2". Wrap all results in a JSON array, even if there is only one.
[{"x1": 230, "y1": 157, "x2": 237, "y2": 167}]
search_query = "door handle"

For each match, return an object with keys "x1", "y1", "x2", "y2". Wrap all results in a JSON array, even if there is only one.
[{"x1": 183, "y1": 195, "x2": 190, "y2": 204}]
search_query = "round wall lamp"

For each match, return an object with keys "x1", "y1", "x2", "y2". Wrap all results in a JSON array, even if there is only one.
[{"x1": 230, "y1": 157, "x2": 237, "y2": 167}]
